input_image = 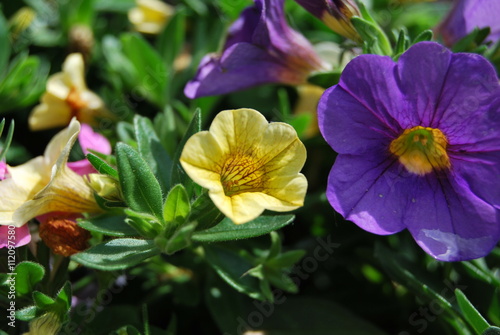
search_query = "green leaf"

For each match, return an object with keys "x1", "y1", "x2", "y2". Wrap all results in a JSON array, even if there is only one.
[
  {"x1": 413, "y1": 29, "x2": 434, "y2": 44},
  {"x1": 157, "y1": 221, "x2": 198, "y2": 255},
  {"x1": 124, "y1": 209, "x2": 164, "y2": 238},
  {"x1": 483, "y1": 327, "x2": 500, "y2": 335},
  {"x1": 71, "y1": 238, "x2": 160, "y2": 270},
  {"x1": 456, "y1": 289, "x2": 490, "y2": 334},
  {"x1": 351, "y1": 16, "x2": 392, "y2": 55},
  {"x1": 267, "y1": 250, "x2": 306, "y2": 269},
  {"x1": 116, "y1": 142, "x2": 165, "y2": 222},
  {"x1": 0, "y1": 10, "x2": 9, "y2": 77},
  {"x1": 188, "y1": 192, "x2": 224, "y2": 231},
  {"x1": 110, "y1": 325, "x2": 141, "y2": 335},
  {"x1": 14, "y1": 262, "x2": 45, "y2": 298},
  {"x1": 307, "y1": 71, "x2": 341, "y2": 89},
  {"x1": 77, "y1": 215, "x2": 138, "y2": 237},
  {"x1": 204, "y1": 244, "x2": 264, "y2": 300},
  {"x1": 192, "y1": 215, "x2": 295, "y2": 243},
  {"x1": 157, "y1": 9, "x2": 186, "y2": 67},
  {"x1": 134, "y1": 115, "x2": 172, "y2": 195},
  {"x1": 33, "y1": 291, "x2": 55, "y2": 309},
  {"x1": 170, "y1": 108, "x2": 201, "y2": 194},
  {"x1": 86, "y1": 153, "x2": 118, "y2": 179},
  {"x1": 0, "y1": 119, "x2": 14, "y2": 161},
  {"x1": 163, "y1": 184, "x2": 191, "y2": 224},
  {"x1": 120, "y1": 33, "x2": 168, "y2": 106},
  {"x1": 16, "y1": 306, "x2": 39, "y2": 321}
]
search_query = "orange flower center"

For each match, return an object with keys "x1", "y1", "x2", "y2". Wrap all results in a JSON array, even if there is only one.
[
  {"x1": 220, "y1": 153, "x2": 266, "y2": 196},
  {"x1": 389, "y1": 126, "x2": 450, "y2": 175},
  {"x1": 66, "y1": 87, "x2": 87, "y2": 119}
]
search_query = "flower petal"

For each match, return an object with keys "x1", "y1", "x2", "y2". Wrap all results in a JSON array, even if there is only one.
[
  {"x1": 62, "y1": 53, "x2": 87, "y2": 91},
  {"x1": 326, "y1": 151, "x2": 407, "y2": 235},
  {"x1": 0, "y1": 224, "x2": 31, "y2": 248},
  {"x1": 28, "y1": 93, "x2": 72, "y2": 131},
  {"x1": 406, "y1": 171, "x2": 499, "y2": 261}
]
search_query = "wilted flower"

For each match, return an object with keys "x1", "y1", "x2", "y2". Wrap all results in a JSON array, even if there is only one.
[
  {"x1": 0, "y1": 118, "x2": 102, "y2": 227},
  {"x1": 184, "y1": 0, "x2": 324, "y2": 99},
  {"x1": 318, "y1": 42, "x2": 500, "y2": 261},
  {"x1": 38, "y1": 213, "x2": 91, "y2": 257},
  {"x1": 29, "y1": 53, "x2": 108, "y2": 131},
  {"x1": 128, "y1": 0, "x2": 174, "y2": 35},
  {"x1": 67, "y1": 123, "x2": 112, "y2": 176},
  {"x1": 438, "y1": 0, "x2": 500, "y2": 46},
  {"x1": 0, "y1": 161, "x2": 31, "y2": 248},
  {"x1": 293, "y1": 0, "x2": 361, "y2": 41},
  {"x1": 180, "y1": 109, "x2": 307, "y2": 224}
]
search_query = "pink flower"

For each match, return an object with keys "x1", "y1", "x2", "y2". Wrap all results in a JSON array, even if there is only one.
[{"x1": 67, "y1": 123, "x2": 111, "y2": 176}]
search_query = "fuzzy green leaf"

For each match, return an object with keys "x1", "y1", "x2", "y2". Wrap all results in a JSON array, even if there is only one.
[
  {"x1": 71, "y1": 238, "x2": 160, "y2": 270},
  {"x1": 14, "y1": 262, "x2": 45, "y2": 298}
]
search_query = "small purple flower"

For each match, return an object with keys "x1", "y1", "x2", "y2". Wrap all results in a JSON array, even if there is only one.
[
  {"x1": 184, "y1": 0, "x2": 324, "y2": 99},
  {"x1": 318, "y1": 42, "x2": 500, "y2": 261},
  {"x1": 438, "y1": 0, "x2": 500, "y2": 46},
  {"x1": 293, "y1": 0, "x2": 361, "y2": 41},
  {"x1": 67, "y1": 123, "x2": 111, "y2": 176}
]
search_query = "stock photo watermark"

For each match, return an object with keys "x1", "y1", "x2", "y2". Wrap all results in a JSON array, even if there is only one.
[{"x1": 6, "y1": 225, "x2": 18, "y2": 328}]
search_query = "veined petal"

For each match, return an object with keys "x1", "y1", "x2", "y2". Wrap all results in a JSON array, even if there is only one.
[
  {"x1": 44, "y1": 118, "x2": 80, "y2": 167},
  {"x1": 13, "y1": 164, "x2": 102, "y2": 225},
  {"x1": 0, "y1": 157, "x2": 47, "y2": 227},
  {"x1": 181, "y1": 108, "x2": 307, "y2": 224}
]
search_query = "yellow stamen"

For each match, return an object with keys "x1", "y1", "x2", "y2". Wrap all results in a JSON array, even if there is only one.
[{"x1": 390, "y1": 126, "x2": 450, "y2": 175}]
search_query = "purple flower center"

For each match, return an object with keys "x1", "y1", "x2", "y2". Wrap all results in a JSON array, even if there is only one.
[{"x1": 390, "y1": 126, "x2": 450, "y2": 176}]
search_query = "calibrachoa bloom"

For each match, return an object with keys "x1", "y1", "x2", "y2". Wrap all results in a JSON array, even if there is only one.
[
  {"x1": 438, "y1": 0, "x2": 500, "y2": 46},
  {"x1": 67, "y1": 123, "x2": 112, "y2": 176},
  {"x1": 180, "y1": 108, "x2": 307, "y2": 224},
  {"x1": 0, "y1": 161, "x2": 31, "y2": 248},
  {"x1": 293, "y1": 0, "x2": 361, "y2": 42},
  {"x1": 184, "y1": 0, "x2": 324, "y2": 99},
  {"x1": 128, "y1": 0, "x2": 174, "y2": 35},
  {"x1": 28, "y1": 53, "x2": 108, "y2": 131},
  {"x1": 318, "y1": 42, "x2": 500, "y2": 261},
  {"x1": 0, "y1": 118, "x2": 102, "y2": 227}
]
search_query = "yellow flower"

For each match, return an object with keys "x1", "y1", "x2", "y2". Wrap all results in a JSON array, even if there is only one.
[
  {"x1": 0, "y1": 118, "x2": 102, "y2": 227},
  {"x1": 293, "y1": 84, "x2": 326, "y2": 139},
  {"x1": 128, "y1": 0, "x2": 174, "y2": 35},
  {"x1": 180, "y1": 109, "x2": 307, "y2": 224},
  {"x1": 28, "y1": 53, "x2": 108, "y2": 131},
  {"x1": 22, "y1": 312, "x2": 61, "y2": 335}
]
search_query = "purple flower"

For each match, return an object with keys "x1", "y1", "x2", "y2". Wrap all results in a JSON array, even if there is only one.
[
  {"x1": 318, "y1": 42, "x2": 500, "y2": 261},
  {"x1": 293, "y1": 0, "x2": 361, "y2": 41},
  {"x1": 438, "y1": 0, "x2": 500, "y2": 46},
  {"x1": 184, "y1": 0, "x2": 324, "y2": 99}
]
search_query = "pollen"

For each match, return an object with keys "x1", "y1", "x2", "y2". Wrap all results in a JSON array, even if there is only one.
[
  {"x1": 220, "y1": 152, "x2": 266, "y2": 196},
  {"x1": 390, "y1": 126, "x2": 450, "y2": 175}
]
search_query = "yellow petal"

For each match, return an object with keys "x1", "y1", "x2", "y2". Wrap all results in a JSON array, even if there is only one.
[
  {"x1": 0, "y1": 157, "x2": 47, "y2": 227},
  {"x1": 28, "y1": 93, "x2": 72, "y2": 131},
  {"x1": 13, "y1": 165, "x2": 101, "y2": 224},
  {"x1": 180, "y1": 108, "x2": 308, "y2": 224},
  {"x1": 128, "y1": 0, "x2": 173, "y2": 35},
  {"x1": 62, "y1": 53, "x2": 87, "y2": 91}
]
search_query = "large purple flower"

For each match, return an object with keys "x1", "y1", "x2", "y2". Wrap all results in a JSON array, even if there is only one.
[
  {"x1": 438, "y1": 0, "x2": 500, "y2": 46},
  {"x1": 318, "y1": 42, "x2": 500, "y2": 261},
  {"x1": 184, "y1": 0, "x2": 324, "y2": 99}
]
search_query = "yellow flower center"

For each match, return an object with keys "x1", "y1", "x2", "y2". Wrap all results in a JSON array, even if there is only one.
[
  {"x1": 220, "y1": 153, "x2": 266, "y2": 196},
  {"x1": 389, "y1": 126, "x2": 450, "y2": 175}
]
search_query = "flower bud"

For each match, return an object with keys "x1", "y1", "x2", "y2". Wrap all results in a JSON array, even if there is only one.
[{"x1": 87, "y1": 174, "x2": 123, "y2": 202}]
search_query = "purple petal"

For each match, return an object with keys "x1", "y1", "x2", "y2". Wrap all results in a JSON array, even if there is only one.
[
  {"x1": 439, "y1": 0, "x2": 500, "y2": 45},
  {"x1": 0, "y1": 224, "x2": 31, "y2": 248},
  {"x1": 397, "y1": 42, "x2": 454, "y2": 126},
  {"x1": 326, "y1": 152, "x2": 407, "y2": 235},
  {"x1": 184, "y1": 43, "x2": 306, "y2": 99},
  {"x1": 225, "y1": 1, "x2": 262, "y2": 48},
  {"x1": 407, "y1": 171, "x2": 499, "y2": 261}
]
